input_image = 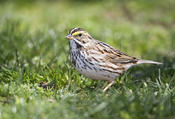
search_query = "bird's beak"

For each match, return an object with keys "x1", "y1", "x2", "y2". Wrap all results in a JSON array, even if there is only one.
[{"x1": 65, "y1": 34, "x2": 72, "y2": 40}]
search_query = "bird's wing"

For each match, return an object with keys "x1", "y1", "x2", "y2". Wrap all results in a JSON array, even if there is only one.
[{"x1": 96, "y1": 41, "x2": 139, "y2": 65}]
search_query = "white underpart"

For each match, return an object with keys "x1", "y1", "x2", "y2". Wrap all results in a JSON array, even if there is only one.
[
  {"x1": 69, "y1": 40, "x2": 121, "y2": 81},
  {"x1": 76, "y1": 52, "x2": 119, "y2": 81},
  {"x1": 69, "y1": 40, "x2": 77, "y2": 50}
]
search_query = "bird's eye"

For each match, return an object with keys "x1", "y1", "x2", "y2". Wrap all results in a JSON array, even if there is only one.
[{"x1": 78, "y1": 33, "x2": 82, "y2": 37}]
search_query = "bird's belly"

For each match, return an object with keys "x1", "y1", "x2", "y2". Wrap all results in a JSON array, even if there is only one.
[
  {"x1": 70, "y1": 50, "x2": 120, "y2": 81},
  {"x1": 75, "y1": 64, "x2": 119, "y2": 81}
]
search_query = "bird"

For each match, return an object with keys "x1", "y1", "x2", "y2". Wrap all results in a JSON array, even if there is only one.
[{"x1": 66, "y1": 28, "x2": 162, "y2": 92}]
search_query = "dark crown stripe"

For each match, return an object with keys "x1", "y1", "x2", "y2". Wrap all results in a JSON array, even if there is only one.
[{"x1": 69, "y1": 28, "x2": 84, "y2": 35}]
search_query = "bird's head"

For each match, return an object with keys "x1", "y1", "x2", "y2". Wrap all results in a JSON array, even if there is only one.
[{"x1": 66, "y1": 28, "x2": 93, "y2": 46}]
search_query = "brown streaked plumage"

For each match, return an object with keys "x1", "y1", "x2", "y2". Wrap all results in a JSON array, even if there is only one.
[{"x1": 66, "y1": 28, "x2": 162, "y2": 92}]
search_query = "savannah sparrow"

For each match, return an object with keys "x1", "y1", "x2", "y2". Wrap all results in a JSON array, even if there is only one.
[{"x1": 66, "y1": 28, "x2": 162, "y2": 92}]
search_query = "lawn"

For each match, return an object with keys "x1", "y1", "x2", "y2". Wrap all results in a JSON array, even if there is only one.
[{"x1": 0, "y1": 0, "x2": 175, "y2": 119}]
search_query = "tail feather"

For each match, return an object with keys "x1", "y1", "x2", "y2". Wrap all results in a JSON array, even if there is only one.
[{"x1": 137, "y1": 59, "x2": 162, "y2": 65}]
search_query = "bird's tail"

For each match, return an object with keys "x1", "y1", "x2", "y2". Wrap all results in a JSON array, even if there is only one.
[{"x1": 137, "y1": 59, "x2": 162, "y2": 65}]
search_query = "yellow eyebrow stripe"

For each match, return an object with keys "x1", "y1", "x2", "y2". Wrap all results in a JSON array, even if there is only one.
[{"x1": 72, "y1": 31, "x2": 85, "y2": 36}]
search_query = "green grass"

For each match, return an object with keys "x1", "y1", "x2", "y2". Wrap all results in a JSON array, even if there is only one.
[{"x1": 0, "y1": 0, "x2": 175, "y2": 119}]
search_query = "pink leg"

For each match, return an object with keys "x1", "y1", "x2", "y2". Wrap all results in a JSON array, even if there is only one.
[{"x1": 103, "y1": 80, "x2": 115, "y2": 92}]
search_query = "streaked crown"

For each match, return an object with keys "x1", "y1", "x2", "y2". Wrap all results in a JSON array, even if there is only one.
[
  {"x1": 69, "y1": 28, "x2": 85, "y2": 35},
  {"x1": 67, "y1": 28, "x2": 93, "y2": 43}
]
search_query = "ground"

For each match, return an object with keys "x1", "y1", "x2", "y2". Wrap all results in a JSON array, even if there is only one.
[{"x1": 0, "y1": 0, "x2": 175, "y2": 119}]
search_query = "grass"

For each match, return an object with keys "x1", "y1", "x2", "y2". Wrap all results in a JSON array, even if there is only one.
[{"x1": 0, "y1": 0, "x2": 175, "y2": 119}]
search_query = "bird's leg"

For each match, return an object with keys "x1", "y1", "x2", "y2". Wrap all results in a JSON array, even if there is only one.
[
  {"x1": 103, "y1": 80, "x2": 115, "y2": 92},
  {"x1": 101, "y1": 81, "x2": 109, "y2": 89}
]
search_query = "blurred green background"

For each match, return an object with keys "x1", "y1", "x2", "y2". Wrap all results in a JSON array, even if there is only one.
[{"x1": 0, "y1": 0, "x2": 175, "y2": 119}]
